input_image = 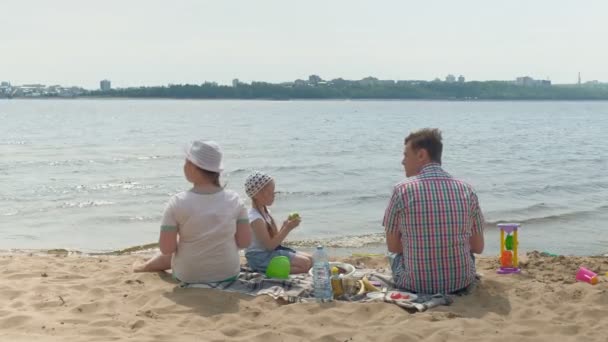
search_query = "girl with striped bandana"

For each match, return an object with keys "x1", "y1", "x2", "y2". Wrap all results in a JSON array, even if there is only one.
[{"x1": 244, "y1": 171, "x2": 313, "y2": 274}]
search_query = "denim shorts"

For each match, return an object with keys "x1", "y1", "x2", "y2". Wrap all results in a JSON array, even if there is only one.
[{"x1": 245, "y1": 245, "x2": 297, "y2": 273}]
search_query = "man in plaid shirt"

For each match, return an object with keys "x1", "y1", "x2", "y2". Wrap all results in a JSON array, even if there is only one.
[{"x1": 383, "y1": 128, "x2": 484, "y2": 294}]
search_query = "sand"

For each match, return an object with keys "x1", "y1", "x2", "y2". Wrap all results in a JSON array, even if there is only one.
[{"x1": 1, "y1": 251, "x2": 607, "y2": 342}]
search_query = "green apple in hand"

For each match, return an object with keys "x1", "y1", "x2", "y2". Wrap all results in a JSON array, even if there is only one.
[{"x1": 288, "y1": 212, "x2": 300, "y2": 220}]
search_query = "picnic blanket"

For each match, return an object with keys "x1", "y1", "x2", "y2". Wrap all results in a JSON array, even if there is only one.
[{"x1": 181, "y1": 268, "x2": 477, "y2": 312}]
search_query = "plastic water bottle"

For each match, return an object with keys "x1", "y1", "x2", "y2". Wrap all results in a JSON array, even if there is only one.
[{"x1": 312, "y1": 246, "x2": 332, "y2": 301}]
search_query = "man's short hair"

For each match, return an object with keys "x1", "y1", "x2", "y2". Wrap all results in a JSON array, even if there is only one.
[{"x1": 404, "y1": 128, "x2": 443, "y2": 164}]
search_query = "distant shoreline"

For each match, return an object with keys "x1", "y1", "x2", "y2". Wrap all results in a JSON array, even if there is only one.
[
  {"x1": 5, "y1": 77, "x2": 608, "y2": 101},
  {"x1": 4, "y1": 97, "x2": 608, "y2": 102}
]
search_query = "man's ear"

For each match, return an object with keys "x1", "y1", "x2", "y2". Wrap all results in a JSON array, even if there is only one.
[{"x1": 416, "y1": 148, "x2": 428, "y2": 162}]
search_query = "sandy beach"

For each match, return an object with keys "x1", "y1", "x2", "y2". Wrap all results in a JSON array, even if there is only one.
[{"x1": 0, "y1": 251, "x2": 605, "y2": 342}]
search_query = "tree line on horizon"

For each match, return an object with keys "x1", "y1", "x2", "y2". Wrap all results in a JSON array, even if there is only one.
[{"x1": 85, "y1": 80, "x2": 608, "y2": 100}]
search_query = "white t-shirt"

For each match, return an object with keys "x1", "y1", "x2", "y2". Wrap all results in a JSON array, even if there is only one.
[
  {"x1": 160, "y1": 189, "x2": 248, "y2": 283},
  {"x1": 246, "y1": 207, "x2": 273, "y2": 253}
]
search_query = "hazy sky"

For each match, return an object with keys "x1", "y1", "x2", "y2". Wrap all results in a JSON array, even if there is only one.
[{"x1": 1, "y1": 0, "x2": 606, "y2": 88}]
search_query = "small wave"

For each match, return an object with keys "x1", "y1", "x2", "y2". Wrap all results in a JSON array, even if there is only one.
[
  {"x1": 319, "y1": 150, "x2": 355, "y2": 156},
  {"x1": 59, "y1": 200, "x2": 115, "y2": 209},
  {"x1": 540, "y1": 182, "x2": 608, "y2": 192},
  {"x1": 271, "y1": 163, "x2": 334, "y2": 172},
  {"x1": 31, "y1": 182, "x2": 155, "y2": 196},
  {"x1": 74, "y1": 182, "x2": 156, "y2": 192},
  {"x1": 486, "y1": 205, "x2": 608, "y2": 226},
  {"x1": 6, "y1": 234, "x2": 39, "y2": 240},
  {"x1": 5, "y1": 154, "x2": 177, "y2": 170},
  {"x1": 128, "y1": 215, "x2": 158, "y2": 222},
  {"x1": 487, "y1": 202, "x2": 554, "y2": 217},
  {"x1": 274, "y1": 191, "x2": 387, "y2": 202},
  {"x1": 89, "y1": 214, "x2": 161, "y2": 224},
  {"x1": 136, "y1": 155, "x2": 162, "y2": 160},
  {"x1": 226, "y1": 168, "x2": 249, "y2": 176},
  {"x1": 286, "y1": 233, "x2": 385, "y2": 248},
  {"x1": 0, "y1": 140, "x2": 29, "y2": 145},
  {"x1": 349, "y1": 193, "x2": 389, "y2": 203},
  {"x1": 275, "y1": 190, "x2": 333, "y2": 198},
  {"x1": 507, "y1": 181, "x2": 608, "y2": 197},
  {"x1": 48, "y1": 159, "x2": 96, "y2": 167}
]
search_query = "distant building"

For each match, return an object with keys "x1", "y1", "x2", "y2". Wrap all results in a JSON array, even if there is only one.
[
  {"x1": 378, "y1": 80, "x2": 395, "y2": 86},
  {"x1": 330, "y1": 78, "x2": 348, "y2": 86},
  {"x1": 515, "y1": 76, "x2": 551, "y2": 87},
  {"x1": 397, "y1": 80, "x2": 425, "y2": 85},
  {"x1": 232, "y1": 79, "x2": 239, "y2": 87},
  {"x1": 100, "y1": 79, "x2": 111, "y2": 91},
  {"x1": 358, "y1": 76, "x2": 379, "y2": 86},
  {"x1": 0, "y1": 82, "x2": 10, "y2": 97},
  {"x1": 308, "y1": 75, "x2": 323, "y2": 85},
  {"x1": 458, "y1": 75, "x2": 465, "y2": 83},
  {"x1": 445, "y1": 74, "x2": 456, "y2": 83},
  {"x1": 22, "y1": 84, "x2": 45, "y2": 89},
  {"x1": 516, "y1": 76, "x2": 534, "y2": 86}
]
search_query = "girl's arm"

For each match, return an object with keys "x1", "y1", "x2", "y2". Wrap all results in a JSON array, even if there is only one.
[{"x1": 250, "y1": 218, "x2": 299, "y2": 251}]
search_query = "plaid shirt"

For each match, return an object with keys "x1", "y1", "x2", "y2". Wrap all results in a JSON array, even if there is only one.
[{"x1": 383, "y1": 163, "x2": 484, "y2": 294}]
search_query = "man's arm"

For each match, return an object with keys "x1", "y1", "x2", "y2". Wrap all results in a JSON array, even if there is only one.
[
  {"x1": 469, "y1": 191, "x2": 485, "y2": 254},
  {"x1": 383, "y1": 186, "x2": 406, "y2": 254},
  {"x1": 469, "y1": 232, "x2": 484, "y2": 254},
  {"x1": 386, "y1": 229, "x2": 403, "y2": 253}
]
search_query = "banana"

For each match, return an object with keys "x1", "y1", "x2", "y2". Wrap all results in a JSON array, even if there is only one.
[
  {"x1": 361, "y1": 276, "x2": 380, "y2": 292},
  {"x1": 356, "y1": 280, "x2": 366, "y2": 295}
]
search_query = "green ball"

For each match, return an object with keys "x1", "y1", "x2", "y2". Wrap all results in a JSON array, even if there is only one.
[{"x1": 266, "y1": 256, "x2": 290, "y2": 279}]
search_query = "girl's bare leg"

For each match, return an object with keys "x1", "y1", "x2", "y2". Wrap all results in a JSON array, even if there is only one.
[{"x1": 289, "y1": 253, "x2": 313, "y2": 274}]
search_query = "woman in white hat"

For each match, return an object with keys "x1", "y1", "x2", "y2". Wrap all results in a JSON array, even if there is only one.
[
  {"x1": 244, "y1": 171, "x2": 313, "y2": 274},
  {"x1": 134, "y1": 140, "x2": 252, "y2": 283}
]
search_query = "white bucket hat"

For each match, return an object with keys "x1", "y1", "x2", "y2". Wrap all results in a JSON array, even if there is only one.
[
  {"x1": 185, "y1": 140, "x2": 224, "y2": 173},
  {"x1": 244, "y1": 171, "x2": 273, "y2": 198}
]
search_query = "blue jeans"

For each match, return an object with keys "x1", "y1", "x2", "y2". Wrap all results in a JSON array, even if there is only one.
[{"x1": 245, "y1": 246, "x2": 297, "y2": 273}]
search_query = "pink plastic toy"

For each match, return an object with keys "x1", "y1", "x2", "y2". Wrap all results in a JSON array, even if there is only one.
[{"x1": 576, "y1": 267, "x2": 598, "y2": 285}]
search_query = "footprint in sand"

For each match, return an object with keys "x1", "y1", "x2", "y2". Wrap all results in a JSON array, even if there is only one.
[{"x1": 130, "y1": 319, "x2": 146, "y2": 330}]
